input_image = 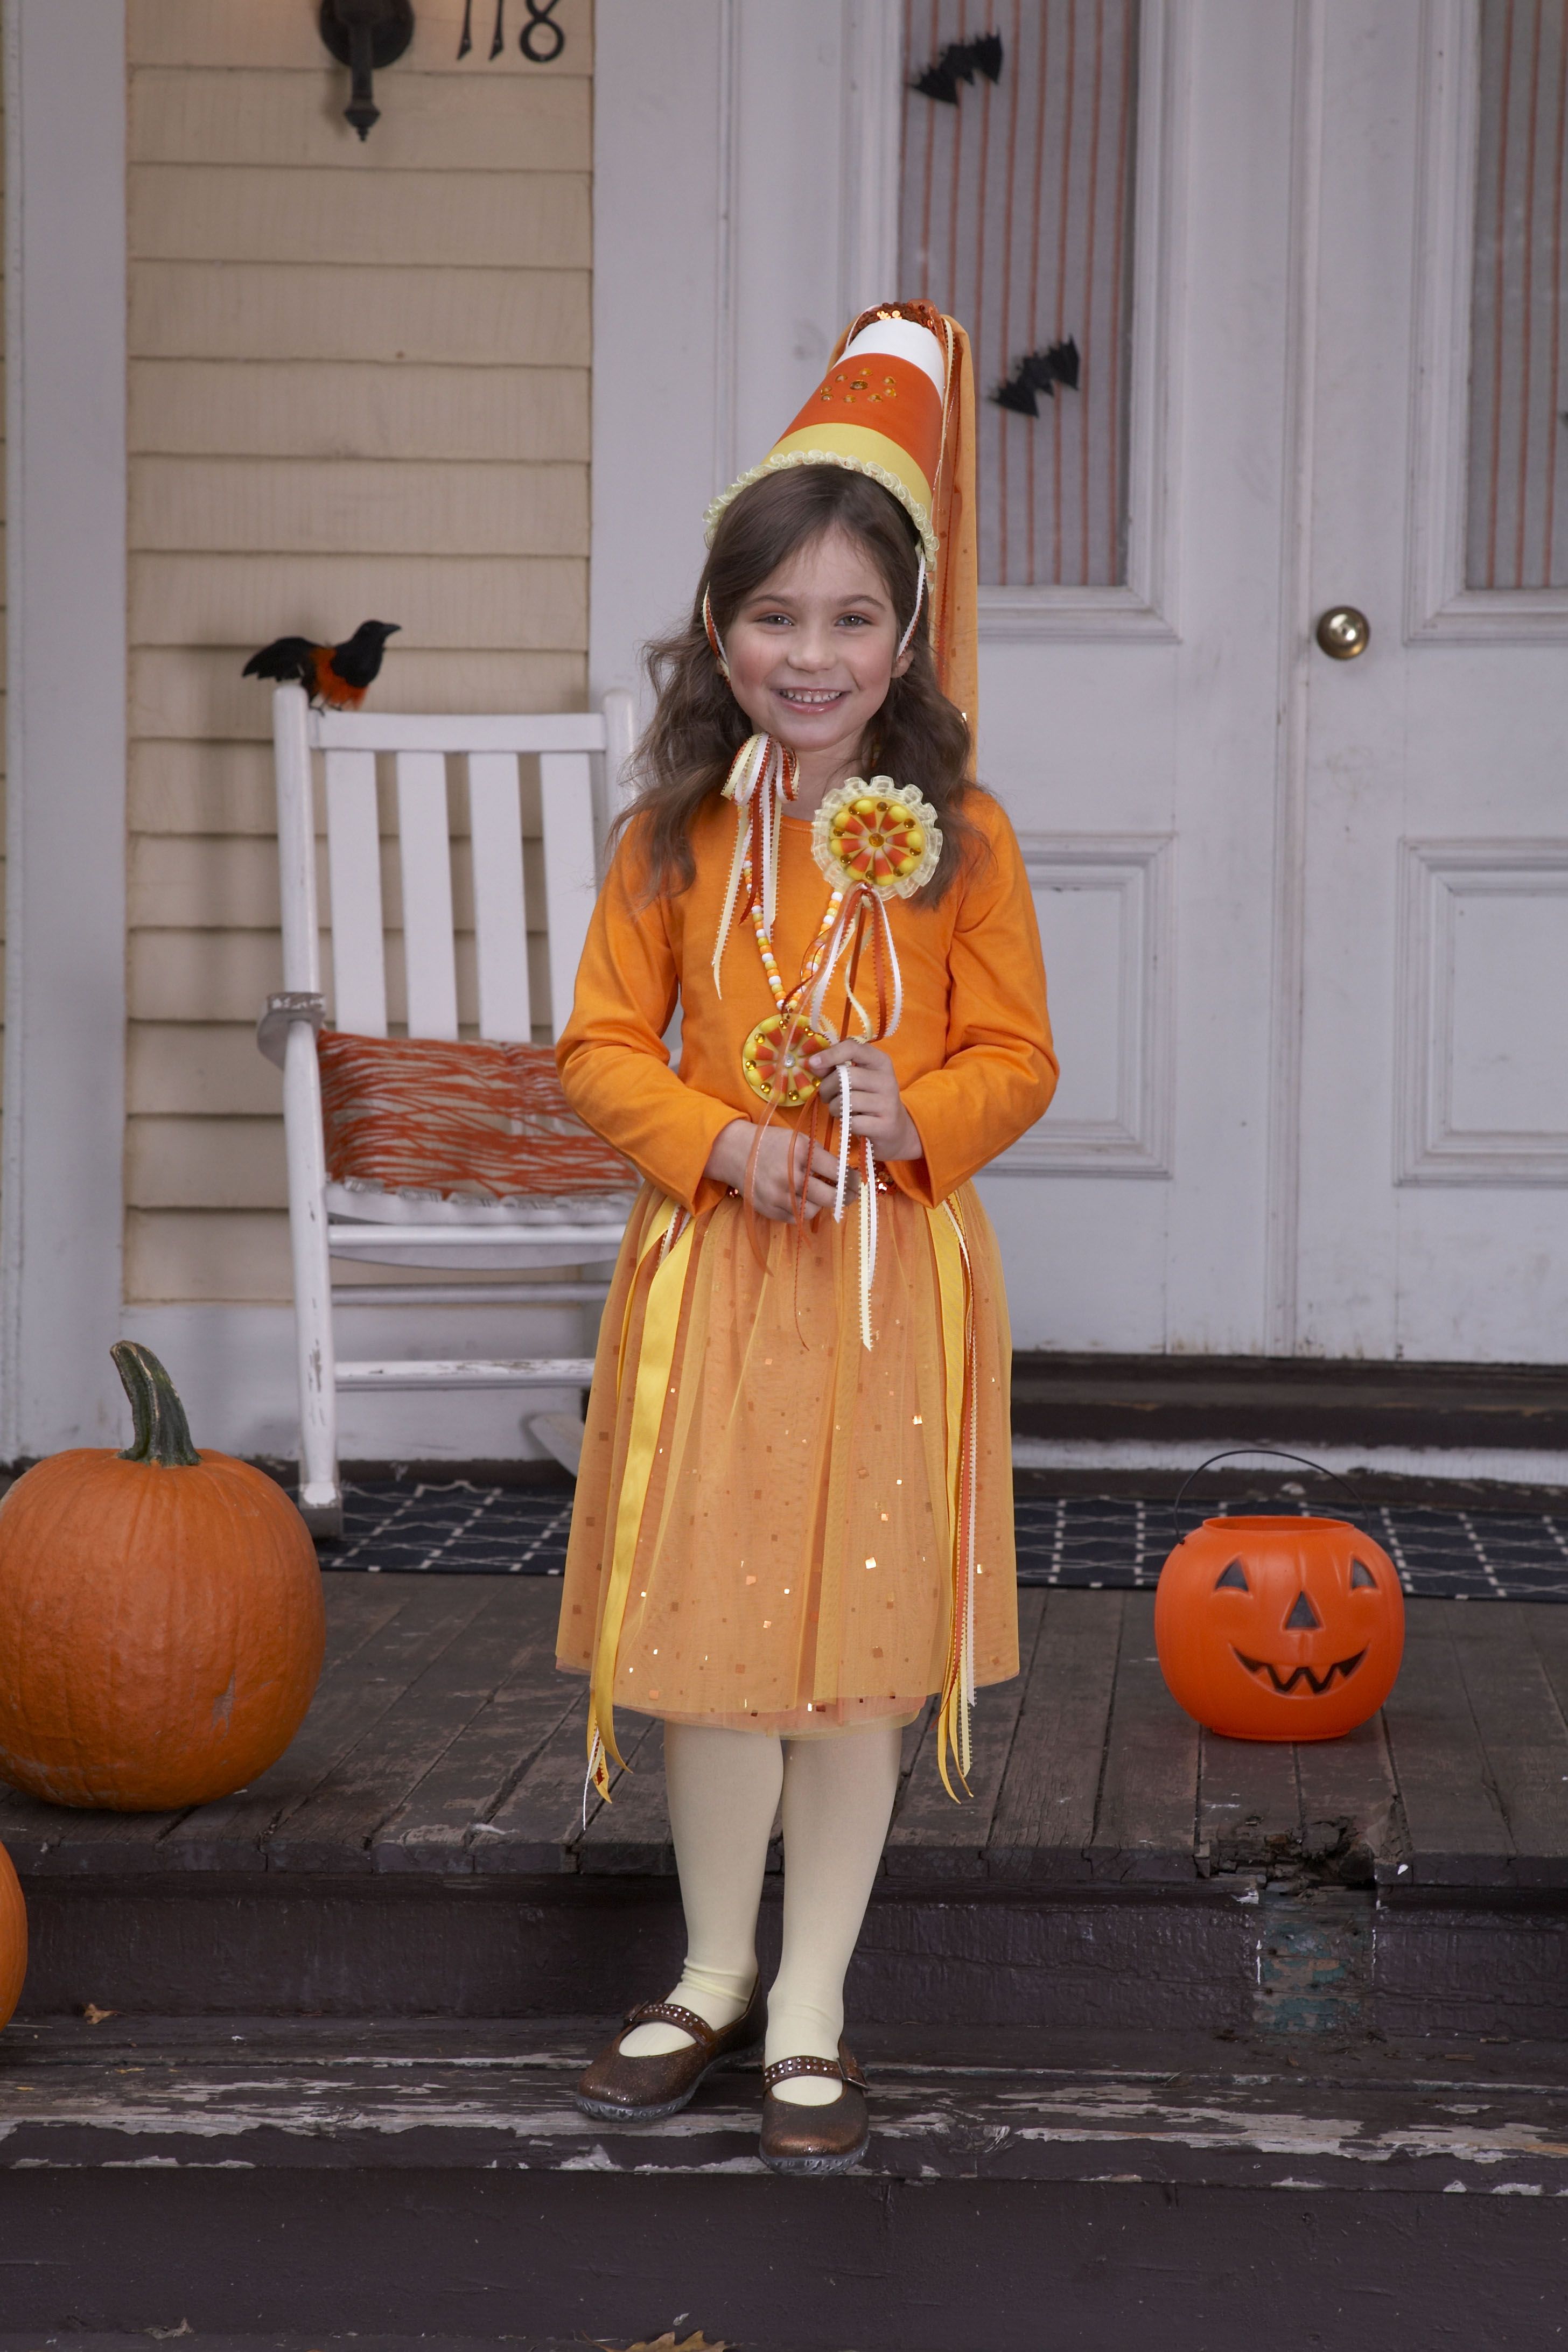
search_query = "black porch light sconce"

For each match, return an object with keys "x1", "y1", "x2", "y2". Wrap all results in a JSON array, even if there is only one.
[{"x1": 319, "y1": 0, "x2": 416, "y2": 142}]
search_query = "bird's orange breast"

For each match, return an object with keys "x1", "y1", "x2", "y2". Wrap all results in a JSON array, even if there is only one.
[{"x1": 312, "y1": 647, "x2": 367, "y2": 711}]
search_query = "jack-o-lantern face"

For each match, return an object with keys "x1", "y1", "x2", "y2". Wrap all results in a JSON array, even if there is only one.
[{"x1": 1153, "y1": 1515, "x2": 1405, "y2": 1740}]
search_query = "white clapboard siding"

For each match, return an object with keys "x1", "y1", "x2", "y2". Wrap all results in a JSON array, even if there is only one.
[
  {"x1": 128, "y1": 1115, "x2": 288, "y2": 1210},
  {"x1": 130, "y1": 459, "x2": 587, "y2": 558},
  {"x1": 325, "y1": 753, "x2": 388, "y2": 1037},
  {"x1": 131, "y1": 68, "x2": 589, "y2": 176},
  {"x1": 130, "y1": 931, "x2": 285, "y2": 1024},
  {"x1": 131, "y1": 554, "x2": 586, "y2": 652},
  {"x1": 129, "y1": 835, "x2": 282, "y2": 930},
  {"x1": 128, "y1": 1024, "x2": 282, "y2": 1119},
  {"x1": 129, "y1": 740, "x2": 279, "y2": 834},
  {"x1": 131, "y1": 262, "x2": 589, "y2": 367},
  {"x1": 131, "y1": 166, "x2": 590, "y2": 272},
  {"x1": 129, "y1": 362, "x2": 589, "y2": 464}
]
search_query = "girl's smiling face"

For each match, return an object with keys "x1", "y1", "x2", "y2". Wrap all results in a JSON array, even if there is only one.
[{"x1": 722, "y1": 524, "x2": 913, "y2": 799}]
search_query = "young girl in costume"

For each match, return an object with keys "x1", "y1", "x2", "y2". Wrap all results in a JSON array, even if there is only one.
[{"x1": 555, "y1": 300, "x2": 1056, "y2": 2175}]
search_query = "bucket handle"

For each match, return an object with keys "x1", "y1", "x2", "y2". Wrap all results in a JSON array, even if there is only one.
[{"x1": 1169, "y1": 1446, "x2": 1369, "y2": 1549}]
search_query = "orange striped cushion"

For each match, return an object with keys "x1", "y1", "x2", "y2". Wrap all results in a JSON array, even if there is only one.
[{"x1": 318, "y1": 1031, "x2": 633, "y2": 1201}]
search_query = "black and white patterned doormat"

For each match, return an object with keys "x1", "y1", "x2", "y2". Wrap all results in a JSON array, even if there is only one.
[{"x1": 324, "y1": 1482, "x2": 1568, "y2": 1602}]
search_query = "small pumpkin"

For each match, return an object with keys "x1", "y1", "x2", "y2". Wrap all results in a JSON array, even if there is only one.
[
  {"x1": 0, "y1": 1843, "x2": 25, "y2": 2029},
  {"x1": 1154, "y1": 1514, "x2": 1404, "y2": 1741},
  {"x1": 0, "y1": 1345, "x2": 325, "y2": 1810}
]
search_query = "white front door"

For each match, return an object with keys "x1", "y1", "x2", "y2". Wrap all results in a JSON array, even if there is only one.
[
  {"x1": 1294, "y1": 0, "x2": 1568, "y2": 1361},
  {"x1": 939, "y1": 0, "x2": 1568, "y2": 1364},
  {"x1": 591, "y1": 2, "x2": 1567, "y2": 1367}
]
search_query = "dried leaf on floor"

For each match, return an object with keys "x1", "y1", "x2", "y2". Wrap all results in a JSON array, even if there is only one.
[
  {"x1": 82, "y1": 2003, "x2": 116, "y2": 2024},
  {"x1": 597, "y1": 2333, "x2": 730, "y2": 2352}
]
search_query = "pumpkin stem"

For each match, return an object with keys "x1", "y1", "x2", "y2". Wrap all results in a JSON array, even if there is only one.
[{"x1": 112, "y1": 1341, "x2": 202, "y2": 1467}]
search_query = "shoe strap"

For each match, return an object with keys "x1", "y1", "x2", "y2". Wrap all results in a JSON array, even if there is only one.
[
  {"x1": 764, "y1": 2045, "x2": 866, "y2": 2092},
  {"x1": 622, "y1": 1999, "x2": 719, "y2": 2052}
]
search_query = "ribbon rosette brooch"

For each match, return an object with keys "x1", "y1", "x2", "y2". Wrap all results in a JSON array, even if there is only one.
[{"x1": 811, "y1": 776, "x2": 942, "y2": 899}]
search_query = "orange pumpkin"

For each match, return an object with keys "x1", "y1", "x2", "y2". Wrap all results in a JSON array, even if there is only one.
[
  {"x1": 0, "y1": 1344, "x2": 325, "y2": 1810},
  {"x1": 1154, "y1": 1514, "x2": 1404, "y2": 1741},
  {"x1": 0, "y1": 1844, "x2": 25, "y2": 2029}
]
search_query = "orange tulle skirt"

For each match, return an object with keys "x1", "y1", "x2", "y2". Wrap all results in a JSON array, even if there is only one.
[{"x1": 556, "y1": 1180, "x2": 1018, "y2": 1743}]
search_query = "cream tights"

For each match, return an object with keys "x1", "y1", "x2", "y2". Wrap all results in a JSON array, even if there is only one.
[{"x1": 618, "y1": 1717, "x2": 904, "y2": 2109}]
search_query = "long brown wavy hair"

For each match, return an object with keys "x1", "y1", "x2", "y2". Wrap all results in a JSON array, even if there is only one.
[{"x1": 618, "y1": 464, "x2": 985, "y2": 905}]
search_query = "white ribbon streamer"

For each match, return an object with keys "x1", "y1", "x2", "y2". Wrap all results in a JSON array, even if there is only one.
[
  {"x1": 711, "y1": 734, "x2": 792, "y2": 997},
  {"x1": 806, "y1": 886, "x2": 904, "y2": 1047}
]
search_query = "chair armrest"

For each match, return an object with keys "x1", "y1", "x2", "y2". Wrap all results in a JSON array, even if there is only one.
[{"x1": 257, "y1": 991, "x2": 326, "y2": 1070}]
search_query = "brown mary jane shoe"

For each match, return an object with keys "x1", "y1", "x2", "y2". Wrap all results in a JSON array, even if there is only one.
[
  {"x1": 759, "y1": 2042, "x2": 870, "y2": 2176},
  {"x1": 574, "y1": 1983, "x2": 767, "y2": 2124}
]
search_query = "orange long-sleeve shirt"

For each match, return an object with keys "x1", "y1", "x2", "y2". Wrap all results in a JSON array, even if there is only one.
[{"x1": 557, "y1": 788, "x2": 1056, "y2": 1215}]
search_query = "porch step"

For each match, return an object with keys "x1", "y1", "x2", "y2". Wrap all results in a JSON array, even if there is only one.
[
  {"x1": 1011, "y1": 1349, "x2": 1568, "y2": 1454},
  {"x1": 2, "y1": 2014, "x2": 1566, "y2": 2348},
  {"x1": 5, "y1": 1579, "x2": 1568, "y2": 2039}
]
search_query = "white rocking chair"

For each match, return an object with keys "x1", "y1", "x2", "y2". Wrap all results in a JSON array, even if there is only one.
[{"x1": 259, "y1": 682, "x2": 636, "y2": 1539}]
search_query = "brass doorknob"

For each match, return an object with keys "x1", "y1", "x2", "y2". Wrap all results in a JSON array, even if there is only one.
[{"x1": 1315, "y1": 606, "x2": 1370, "y2": 660}]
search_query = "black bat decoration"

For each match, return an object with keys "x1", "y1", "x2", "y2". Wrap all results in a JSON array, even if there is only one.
[
  {"x1": 911, "y1": 32, "x2": 1004, "y2": 104},
  {"x1": 992, "y1": 338, "x2": 1081, "y2": 416}
]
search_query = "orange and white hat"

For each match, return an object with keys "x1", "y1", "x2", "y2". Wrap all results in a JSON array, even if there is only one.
[{"x1": 704, "y1": 298, "x2": 979, "y2": 735}]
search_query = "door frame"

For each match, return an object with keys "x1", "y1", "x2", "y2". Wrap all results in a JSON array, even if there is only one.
[{"x1": 1, "y1": 0, "x2": 129, "y2": 1456}]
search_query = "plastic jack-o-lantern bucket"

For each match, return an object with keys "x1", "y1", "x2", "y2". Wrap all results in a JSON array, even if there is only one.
[{"x1": 1154, "y1": 1452, "x2": 1405, "y2": 1741}]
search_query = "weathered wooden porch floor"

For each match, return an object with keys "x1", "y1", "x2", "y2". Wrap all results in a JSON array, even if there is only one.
[
  {"x1": 4, "y1": 1576, "x2": 1568, "y2": 1889},
  {"x1": 4, "y1": 1583, "x2": 1568, "y2": 2345}
]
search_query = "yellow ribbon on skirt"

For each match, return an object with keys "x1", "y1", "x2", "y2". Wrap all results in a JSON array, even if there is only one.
[
  {"x1": 587, "y1": 1197, "x2": 695, "y2": 1800},
  {"x1": 927, "y1": 1196, "x2": 978, "y2": 1801}
]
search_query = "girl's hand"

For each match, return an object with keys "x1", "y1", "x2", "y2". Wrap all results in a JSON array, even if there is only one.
[
  {"x1": 704, "y1": 1119, "x2": 848, "y2": 1221},
  {"x1": 809, "y1": 1041, "x2": 921, "y2": 1160}
]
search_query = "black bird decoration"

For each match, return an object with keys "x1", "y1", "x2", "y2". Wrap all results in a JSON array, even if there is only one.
[
  {"x1": 992, "y1": 338, "x2": 1081, "y2": 417},
  {"x1": 911, "y1": 32, "x2": 1004, "y2": 104},
  {"x1": 242, "y1": 619, "x2": 401, "y2": 712}
]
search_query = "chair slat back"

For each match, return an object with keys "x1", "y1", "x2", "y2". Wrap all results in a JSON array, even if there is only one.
[
  {"x1": 538, "y1": 750, "x2": 598, "y2": 1042},
  {"x1": 325, "y1": 748, "x2": 388, "y2": 1036},
  {"x1": 467, "y1": 752, "x2": 531, "y2": 1041},
  {"x1": 287, "y1": 691, "x2": 633, "y2": 1049},
  {"x1": 395, "y1": 751, "x2": 459, "y2": 1040}
]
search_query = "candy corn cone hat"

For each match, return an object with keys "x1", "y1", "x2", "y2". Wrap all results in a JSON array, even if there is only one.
[{"x1": 704, "y1": 298, "x2": 979, "y2": 742}]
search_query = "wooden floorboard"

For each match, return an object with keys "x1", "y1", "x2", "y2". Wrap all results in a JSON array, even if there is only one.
[
  {"x1": 265, "y1": 1585, "x2": 535, "y2": 1872},
  {"x1": 988, "y1": 1590, "x2": 1124, "y2": 1881},
  {"x1": 372, "y1": 1606, "x2": 580, "y2": 1873},
  {"x1": 5, "y1": 1579, "x2": 1568, "y2": 1892},
  {"x1": 1293, "y1": 1714, "x2": 1406, "y2": 1880},
  {"x1": 1446, "y1": 1602, "x2": 1568, "y2": 1880},
  {"x1": 1196, "y1": 1728, "x2": 1301, "y2": 1876},
  {"x1": 1089, "y1": 1593, "x2": 1201, "y2": 1880},
  {"x1": 576, "y1": 1718, "x2": 677, "y2": 1874},
  {"x1": 884, "y1": 1590, "x2": 1046, "y2": 1880},
  {"x1": 1382, "y1": 1605, "x2": 1514, "y2": 1884},
  {"x1": 477, "y1": 1692, "x2": 661, "y2": 1874}
]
